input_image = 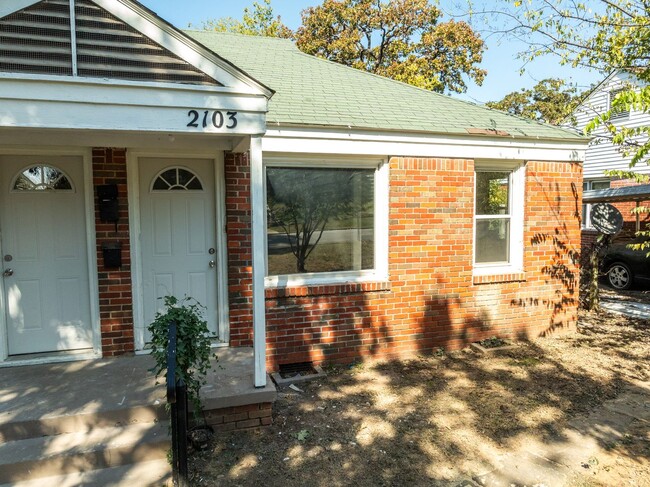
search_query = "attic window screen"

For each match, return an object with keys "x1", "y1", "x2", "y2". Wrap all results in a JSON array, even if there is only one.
[
  {"x1": 74, "y1": 0, "x2": 219, "y2": 85},
  {"x1": 152, "y1": 167, "x2": 203, "y2": 191},
  {"x1": 0, "y1": 0, "x2": 219, "y2": 86},
  {"x1": 609, "y1": 88, "x2": 630, "y2": 120},
  {"x1": 0, "y1": 0, "x2": 73, "y2": 76},
  {"x1": 12, "y1": 165, "x2": 74, "y2": 191}
]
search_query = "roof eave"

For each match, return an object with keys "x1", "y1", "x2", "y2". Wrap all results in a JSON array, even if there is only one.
[{"x1": 267, "y1": 121, "x2": 591, "y2": 144}]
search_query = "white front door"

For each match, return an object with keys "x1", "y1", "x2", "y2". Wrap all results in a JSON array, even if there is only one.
[
  {"x1": 139, "y1": 158, "x2": 219, "y2": 342},
  {"x1": 0, "y1": 155, "x2": 93, "y2": 355}
]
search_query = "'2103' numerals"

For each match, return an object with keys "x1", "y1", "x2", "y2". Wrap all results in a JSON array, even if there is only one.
[{"x1": 187, "y1": 110, "x2": 238, "y2": 129}]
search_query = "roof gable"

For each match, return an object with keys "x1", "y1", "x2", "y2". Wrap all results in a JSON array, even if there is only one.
[{"x1": 0, "y1": 0, "x2": 271, "y2": 96}]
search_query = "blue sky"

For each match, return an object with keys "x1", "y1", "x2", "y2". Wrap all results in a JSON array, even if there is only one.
[{"x1": 139, "y1": 0, "x2": 603, "y2": 104}]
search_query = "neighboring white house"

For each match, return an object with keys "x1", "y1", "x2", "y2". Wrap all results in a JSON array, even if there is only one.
[{"x1": 573, "y1": 70, "x2": 650, "y2": 229}]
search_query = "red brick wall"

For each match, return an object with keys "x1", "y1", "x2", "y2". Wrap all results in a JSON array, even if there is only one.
[
  {"x1": 93, "y1": 148, "x2": 134, "y2": 356},
  {"x1": 225, "y1": 152, "x2": 254, "y2": 347},
  {"x1": 225, "y1": 155, "x2": 582, "y2": 370},
  {"x1": 203, "y1": 402, "x2": 273, "y2": 432}
]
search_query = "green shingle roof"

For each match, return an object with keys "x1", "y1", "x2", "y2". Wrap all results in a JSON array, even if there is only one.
[{"x1": 185, "y1": 30, "x2": 586, "y2": 141}]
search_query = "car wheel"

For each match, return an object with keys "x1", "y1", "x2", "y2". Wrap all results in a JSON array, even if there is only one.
[{"x1": 607, "y1": 262, "x2": 633, "y2": 290}]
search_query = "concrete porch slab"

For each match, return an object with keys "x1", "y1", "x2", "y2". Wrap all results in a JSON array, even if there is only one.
[
  {"x1": 201, "y1": 347, "x2": 276, "y2": 410},
  {"x1": 0, "y1": 347, "x2": 275, "y2": 429}
]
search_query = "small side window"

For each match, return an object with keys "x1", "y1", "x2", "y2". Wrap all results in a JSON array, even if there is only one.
[{"x1": 473, "y1": 161, "x2": 525, "y2": 276}]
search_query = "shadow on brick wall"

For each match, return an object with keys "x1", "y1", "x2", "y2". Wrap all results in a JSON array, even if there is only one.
[{"x1": 511, "y1": 181, "x2": 580, "y2": 337}]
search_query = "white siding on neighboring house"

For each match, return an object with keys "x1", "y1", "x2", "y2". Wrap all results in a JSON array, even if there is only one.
[{"x1": 574, "y1": 71, "x2": 649, "y2": 179}]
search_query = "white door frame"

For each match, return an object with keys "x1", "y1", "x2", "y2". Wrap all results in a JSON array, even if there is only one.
[
  {"x1": 0, "y1": 146, "x2": 101, "y2": 364},
  {"x1": 128, "y1": 150, "x2": 230, "y2": 351}
]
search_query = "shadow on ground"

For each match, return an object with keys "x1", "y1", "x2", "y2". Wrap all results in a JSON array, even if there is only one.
[{"x1": 190, "y1": 312, "x2": 650, "y2": 486}]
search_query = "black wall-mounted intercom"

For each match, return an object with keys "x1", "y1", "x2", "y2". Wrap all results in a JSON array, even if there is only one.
[
  {"x1": 102, "y1": 242, "x2": 122, "y2": 268},
  {"x1": 97, "y1": 184, "x2": 119, "y2": 223}
]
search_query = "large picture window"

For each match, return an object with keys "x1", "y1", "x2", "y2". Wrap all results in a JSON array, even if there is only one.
[
  {"x1": 265, "y1": 159, "x2": 387, "y2": 285},
  {"x1": 474, "y1": 162, "x2": 525, "y2": 275}
]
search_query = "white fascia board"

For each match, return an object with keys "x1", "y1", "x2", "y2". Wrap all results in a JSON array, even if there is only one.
[
  {"x1": 262, "y1": 127, "x2": 588, "y2": 162},
  {"x1": 0, "y1": 0, "x2": 40, "y2": 18},
  {"x1": 0, "y1": 77, "x2": 267, "y2": 135},
  {"x1": 0, "y1": 75, "x2": 268, "y2": 111},
  {"x1": 93, "y1": 0, "x2": 272, "y2": 98}
]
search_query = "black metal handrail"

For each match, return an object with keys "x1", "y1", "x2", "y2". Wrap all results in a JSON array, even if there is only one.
[{"x1": 167, "y1": 321, "x2": 189, "y2": 487}]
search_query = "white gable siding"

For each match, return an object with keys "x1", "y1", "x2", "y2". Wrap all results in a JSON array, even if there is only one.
[{"x1": 574, "y1": 71, "x2": 650, "y2": 179}]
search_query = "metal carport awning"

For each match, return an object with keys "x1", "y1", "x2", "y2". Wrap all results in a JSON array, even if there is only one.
[{"x1": 583, "y1": 184, "x2": 650, "y2": 232}]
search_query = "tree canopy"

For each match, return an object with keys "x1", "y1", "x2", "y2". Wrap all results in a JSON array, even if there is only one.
[
  {"x1": 199, "y1": 0, "x2": 292, "y2": 38},
  {"x1": 202, "y1": 0, "x2": 487, "y2": 94},
  {"x1": 295, "y1": 0, "x2": 486, "y2": 93},
  {"x1": 465, "y1": 0, "x2": 649, "y2": 166},
  {"x1": 486, "y1": 78, "x2": 581, "y2": 125}
]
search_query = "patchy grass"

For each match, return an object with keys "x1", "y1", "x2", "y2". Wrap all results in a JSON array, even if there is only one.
[{"x1": 190, "y1": 308, "x2": 650, "y2": 486}]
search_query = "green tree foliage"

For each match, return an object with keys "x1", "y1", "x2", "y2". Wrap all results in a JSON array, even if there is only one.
[
  {"x1": 466, "y1": 0, "x2": 649, "y2": 166},
  {"x1": 200, "y1": 0, "x2": 292, "y2": 38},
  {"x1": 464, "y1": 0, "x2": 649, "y2": 308},
  {"x1": 295, "y1": 0, "x2": 486, "y2": 93},
  {"x1": 202, "y1": 0, "x2": 487, "y2": 94},
  {"x1": 486, "y1": 78, "x2": 580, "y2": 125}
]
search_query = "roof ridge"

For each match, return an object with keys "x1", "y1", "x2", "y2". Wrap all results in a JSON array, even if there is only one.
[{"x1": 183, "y1": 29, "x2": 297, "y2": 45}]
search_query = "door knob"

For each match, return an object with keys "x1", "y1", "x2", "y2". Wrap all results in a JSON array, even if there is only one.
[
  {"x1": 3, "y1": 268, "x2": 13, "y2": 277},
  {"x1": 209, "y1": 260, "x2": 215, "y2": 268}
]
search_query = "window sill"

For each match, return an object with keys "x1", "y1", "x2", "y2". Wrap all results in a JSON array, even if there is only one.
[
  {"x1": 265, "y1": 280, "x2": 391, "y2": 299},
  {"x1": 265, "y1": 271, "x2": 388, "y2": 288},
  {"x1": 473, "y1": 272, "x2": 526, "y2": 285}
]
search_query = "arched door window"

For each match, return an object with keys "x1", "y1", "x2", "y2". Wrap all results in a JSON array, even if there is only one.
[
  {"x1": 12, "y1": 165, "x2": 74, "y2": 192},
  {"x1": 151, "y1": 167, "x2": 203, "y2": 191}
]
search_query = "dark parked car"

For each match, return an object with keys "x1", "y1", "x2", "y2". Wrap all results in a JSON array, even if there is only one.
[{"x1": 601, "y1": 238, "x2": 650, "y2": 290}]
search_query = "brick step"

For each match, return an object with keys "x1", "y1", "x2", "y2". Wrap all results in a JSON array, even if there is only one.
[
  {"x1": 0, "y1": 459, "x2": 172, "y2": 487},
  {"x1": 0, "y1": 404, "x2": 166, "y2": 443},
  {"x1": 0, "y1": 421, "x2": 169, "y2": 484}
]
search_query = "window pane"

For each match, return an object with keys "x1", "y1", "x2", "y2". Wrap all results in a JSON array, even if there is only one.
[
  {"x1": 475, "y1": 219, "x2": 510, "y2": 263},
  {"x1": 476, "y1": 172, "x2": 510, "y2": 215},
  {"x1": 267, "y1": 167, "x2": 374, "y2": 275},
  {"x1": 13, "y1": 165, "x2": 73, "y2": 191},
  {"x1": 592, "y1": 181, "x2": 610, "y2": 190}
]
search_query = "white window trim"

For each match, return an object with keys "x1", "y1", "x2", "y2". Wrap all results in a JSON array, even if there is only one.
[
  {"x1": 264, "y1": 156, "x2": 389, "y2": 288},
  {"x1": 473, "y1": 160, "x2": 525, "y2": 277},
  {"x1": 582, "y1": 179, "x2": 611, "y2": 229}
]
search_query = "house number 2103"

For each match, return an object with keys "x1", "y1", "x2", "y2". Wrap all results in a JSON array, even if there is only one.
[{"x1": 187, "y1": 110, "x2": 238, "y2": 129}]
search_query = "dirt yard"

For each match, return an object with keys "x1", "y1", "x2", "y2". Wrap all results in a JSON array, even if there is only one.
[{"x1": 189, "y1": 302, "x2": 650, "y2": 487}]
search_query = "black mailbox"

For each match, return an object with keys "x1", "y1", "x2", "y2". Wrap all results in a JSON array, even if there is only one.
[
  {"x1": 97, "y1": 184, "x2": 119, "y2": 223},
  {"x1": 102, "y1": 242, "x2": 122, "y2": 268}
]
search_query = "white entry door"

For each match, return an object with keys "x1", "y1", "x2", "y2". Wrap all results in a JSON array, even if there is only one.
[
  {"x1": 139, "y1": 158, "x2": 218, "y2": 342},
  {"x1": 0, "y1": 155, "x2": 93, "y2": 355}
]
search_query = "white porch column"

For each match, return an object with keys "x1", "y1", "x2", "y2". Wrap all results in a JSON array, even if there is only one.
[{"x1": 250, "y1": 135, "x2": 267, "y2": 387}]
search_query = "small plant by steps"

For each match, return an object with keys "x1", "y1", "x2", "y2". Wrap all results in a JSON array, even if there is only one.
[{"x1": 148, "y1": 295, "x2": 214, "y2": 414}]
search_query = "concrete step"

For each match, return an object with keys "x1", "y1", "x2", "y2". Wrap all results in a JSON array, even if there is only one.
[
  {"x1": 0, "y1": 404, "x2": 166, "y2": 443},
  {"x1": 0, "y1": 459, "x2": 172, "y2": 487},
  {"x1": 0, "y1": 421, "x2": 170, "y2": 484}
]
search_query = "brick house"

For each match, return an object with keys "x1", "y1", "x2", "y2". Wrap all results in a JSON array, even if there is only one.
[{"x1": 0, "y1": 0, "x2": 588, "y2": 388}]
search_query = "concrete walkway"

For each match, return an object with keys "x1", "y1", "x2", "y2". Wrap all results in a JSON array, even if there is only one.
[
  {"x1": 465, "y1": 382, "x2": 650, "y2": 487},
  {"x1": 600, "y1": 297, "x2": 650, "y2": 319}
]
